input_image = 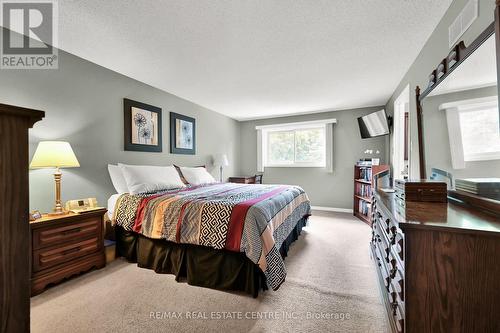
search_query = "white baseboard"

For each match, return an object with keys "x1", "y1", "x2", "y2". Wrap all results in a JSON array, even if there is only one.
[{"x1": 311, "y1": 206, "x2": 353, "y2": 213}]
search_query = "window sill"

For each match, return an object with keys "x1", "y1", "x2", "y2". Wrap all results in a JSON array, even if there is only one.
[{"x1": 464, "y1": 153, "x2": 500, "y2": 162}]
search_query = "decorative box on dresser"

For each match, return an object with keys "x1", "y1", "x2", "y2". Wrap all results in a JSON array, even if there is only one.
[
  {"x1": 371, "y1": 185, "x2": 500, "y2": 333},
  {"x1": 353, "y1": 164, "x2": 389, "y2": 225},
  {"x1": 30, "y1": 209, "x2": 107, "y2": 296},
  {"x1": 0, "y1": 104, "x2": 44, "y2": 333}
]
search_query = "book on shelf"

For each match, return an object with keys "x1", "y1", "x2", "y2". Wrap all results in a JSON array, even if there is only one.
[
  {"x1": 359, "y1": 168, "x2": 372, "y2": 182},
  {"x1": 358, "y1": 200, "x2": 371, "y2": 216},
  {"x1": 353, "y1": 164, "x2": 389, "y2": 225},
  {"x1": 357, "y1": 183, "x2": 372, "y2": 198}
]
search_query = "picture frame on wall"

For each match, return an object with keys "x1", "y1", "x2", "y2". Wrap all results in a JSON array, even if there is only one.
[
  {"x1": 170, "y1": 112, "x2": 196, "y2": 155},
  {"x1": 124, "y1": 98, "x2": 162, "y2": 152}
]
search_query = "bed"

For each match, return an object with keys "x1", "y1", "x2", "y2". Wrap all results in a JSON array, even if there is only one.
[{"x1": 109, "y1": 182, "x2": 310, "y2": 297}]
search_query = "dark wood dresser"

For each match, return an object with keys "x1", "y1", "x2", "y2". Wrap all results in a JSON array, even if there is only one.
[
  {"x1": 371, "y1": 191, "x2": 500, "y2": 333},
  {"x1": 30, "y1": 209, "x2": 107, "y2": 296},
  {"x1": 0, "y1": 104, "x2": 44, "y2": 333}
]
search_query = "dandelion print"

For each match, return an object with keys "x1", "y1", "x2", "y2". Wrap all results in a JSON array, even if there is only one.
[{"x1": 131, "y1": 107, "x2": 158, "y2": 146}]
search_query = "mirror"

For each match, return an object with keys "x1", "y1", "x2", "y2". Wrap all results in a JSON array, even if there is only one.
[{"x1": 421, "y1": 33, "x2": 500, "y2": 198}]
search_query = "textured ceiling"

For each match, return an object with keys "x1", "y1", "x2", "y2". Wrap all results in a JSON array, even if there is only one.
[{"x1": 56, "y1": 0, "x2": 453, "y2": 120}]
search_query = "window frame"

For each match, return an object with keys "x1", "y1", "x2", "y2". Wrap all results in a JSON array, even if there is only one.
[
  {"x1": 264, "y1": 125, "x2": 327, "y2": 168},
  {"x1": 256, "y1": 118, "x2": 336, "y2": 170},
  {"x1": 440, "y1": 96, "x2": 500, "y2": 169}
]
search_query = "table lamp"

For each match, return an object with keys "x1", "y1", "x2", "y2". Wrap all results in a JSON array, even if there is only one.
[
  {"x1": 213, "y1": 153, "x2": 229, "y2": 182},
  {"x1": 30, "y1": 141, "x2": 80, "y2": 215}
]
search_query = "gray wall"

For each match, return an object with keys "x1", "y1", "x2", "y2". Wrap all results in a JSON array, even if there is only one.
[
  {"x1": 239, "y1": 107, "x2": 387, "y2": 209},
  {"x1": 422, "y1": 85, "x2": 500, "y2": 178},
  {"x1": 0, "y1": 32, "x2": 241, "y2": 212},
  {"x1": 385, "y1": 0, "x2": 496, "y2": 178}
]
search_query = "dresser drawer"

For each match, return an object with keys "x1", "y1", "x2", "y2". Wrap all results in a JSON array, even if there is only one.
[
  {"x1": 32, "y1": 217, "x2": 101, "y2": 250},
  {"x1": 33, "y1": 237, "x2": 100, "y2": 272}
]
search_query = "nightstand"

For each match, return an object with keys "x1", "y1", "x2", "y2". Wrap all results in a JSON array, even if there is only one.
[
  {"x1": 30, "y1": 208, "x2": 107, "y2": 296},
  {"x1": 228, "y1": 176, "x2": 257, "y2": 184}
]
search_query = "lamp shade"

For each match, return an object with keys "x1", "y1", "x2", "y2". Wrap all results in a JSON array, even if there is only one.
[
  {"x1": 30, "y1": 141, "x2": 80, "y2": 169},
  {"x1": 213, "y1": 153, "x2": 229, "y2": 167}
]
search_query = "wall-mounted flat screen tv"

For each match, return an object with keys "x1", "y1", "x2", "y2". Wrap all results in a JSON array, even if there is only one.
[{"x1": 357, "y1": 109, "x2": 390, "y2": 139}]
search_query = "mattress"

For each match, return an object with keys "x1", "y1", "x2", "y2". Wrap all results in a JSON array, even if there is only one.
[
  {"x1": 111, "y1": 183, "x2": 311, "y2": 290},
  {"x1": 107, "y1": 193, "x2": 122, "y2": 220}
]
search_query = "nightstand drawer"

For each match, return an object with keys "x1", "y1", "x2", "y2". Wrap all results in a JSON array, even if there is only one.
[
  {"x1": 33, "y1": 217, "x2": 100, "y2": 250},
  {"x1": 33, "y1": 237, "x2": 100, "y2": 272}
]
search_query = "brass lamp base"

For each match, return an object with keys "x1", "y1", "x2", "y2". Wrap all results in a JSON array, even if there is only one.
[{"x1": 49, "y1": 167, "x2": 69, "y2": 216}]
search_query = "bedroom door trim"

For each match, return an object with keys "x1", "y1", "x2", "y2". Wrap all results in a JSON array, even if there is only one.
[{"x1": 393, "y1": 84, "x2": 410, "y2": 181}]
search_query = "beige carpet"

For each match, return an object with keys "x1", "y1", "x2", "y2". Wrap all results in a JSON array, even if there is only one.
[{"x1": 31, "y1": 212, "x2": 388, "y2": 332}]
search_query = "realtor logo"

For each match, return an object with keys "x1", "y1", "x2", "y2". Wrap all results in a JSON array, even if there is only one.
[{"x1": 1, "y1": 0, "x2": 58, "y2": 69}]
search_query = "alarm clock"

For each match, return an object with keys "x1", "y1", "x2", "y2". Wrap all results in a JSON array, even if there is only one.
[{"x1": 64, "y1": 197, "x2": 102, "y2": 213}]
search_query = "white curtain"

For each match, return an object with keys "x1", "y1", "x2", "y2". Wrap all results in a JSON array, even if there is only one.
[
  {"x1": 325, "y1": 122, "x2": 334, "y2": 173},
  {"x1": 257, "y1": 129, "x2": 264, "y2": 172}
]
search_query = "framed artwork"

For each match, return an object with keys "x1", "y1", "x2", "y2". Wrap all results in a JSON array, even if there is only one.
[
  {"x1": 124, "y1": 98, "x2": 162, "y2": 152},
  {"x1": 170, "y1": 112, "x2": 196, "y2": 155}
]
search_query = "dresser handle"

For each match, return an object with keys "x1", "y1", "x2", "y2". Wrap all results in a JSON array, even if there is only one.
[
  {"x1": 397, "y1": 280, "x2": 405, "y2": 300},
  {"x1": 390, "y1": 267, "x2": 397, "y2": 279},
  {"x1": 386, "y1": 226, "x2": 397, "y2": 236},
  {"x1": 375, "y1": 256, "x2": 382, "y2": 267},
  {"x1": 62, "y1": 247, "x2": 81, "y2": 255},
  {"x1": 384, "y1": 277, "x2": 391, "y2": 291},
  {"x1": 387, "y1": 258, "x2": 397, "y2": 268},
  {"x1": 62, "y1": 227, "x2": 81, "y2": 235},
  {"x1": 390, "y1": 235, "x2": 396, "y2": 245},
  {"x1": 398, "y1": 237, "x2": 404, "y2": 249},
  {"x1": 391, "y1": 302, "x2": 398, "y2": 316}
]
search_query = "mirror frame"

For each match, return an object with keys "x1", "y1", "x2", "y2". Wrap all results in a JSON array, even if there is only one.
[{"x1": 415, "y1": 1, "x2": 500, "y2": 179}]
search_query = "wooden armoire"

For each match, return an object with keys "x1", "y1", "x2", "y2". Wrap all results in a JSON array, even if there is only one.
[{"x1": 0, "y1": 103, "x2": 44, "y2": 332}]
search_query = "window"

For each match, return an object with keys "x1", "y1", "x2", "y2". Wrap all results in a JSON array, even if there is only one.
[
  {"x1": 440, "y1": 96, "x2": 500, "y2": 169},
  {"x1": 458, "y1": 106, "x2": 500, "y2": 161},
  {"x1": 256, "y1": 119, "x2": 336, "y2": 170},
  {"x1": 267, "y1": 127, "x2": 326, "y2": 167}
]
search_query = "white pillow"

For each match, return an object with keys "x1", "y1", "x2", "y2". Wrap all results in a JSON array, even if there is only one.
[
  {"x1": 179, "y1": 167, "x2": 217, "y2": 185},
  {"x1": 118, "y1": 164, "x2": 186, "y2": 194},
  {"x1": 108, "y1": 164, "x2": 129, "y2": 193}
]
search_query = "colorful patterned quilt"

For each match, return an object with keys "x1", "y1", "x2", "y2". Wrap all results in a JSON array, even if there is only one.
[{"x1": 112, "y1": 183, "x2": 311, "y2": 290}]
